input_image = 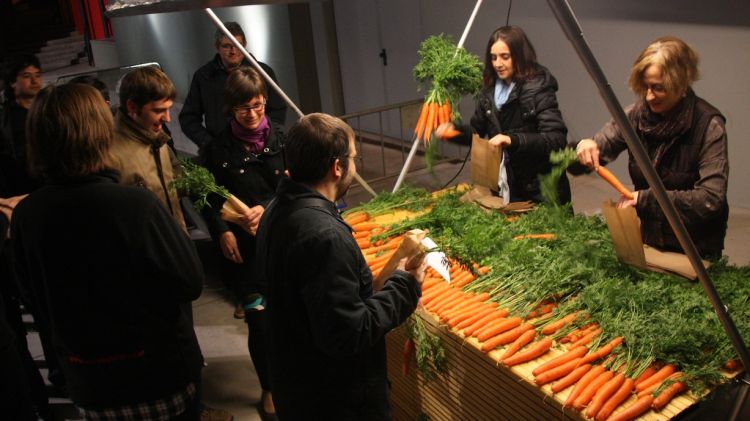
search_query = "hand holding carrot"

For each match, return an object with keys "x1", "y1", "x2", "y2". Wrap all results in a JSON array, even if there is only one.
[
  {"x1": 576, "y1": 138, "x2": 600, "y2": 170},
  {"x1": 616, "y1": 191, "x2": 639, "y2": 209},
  {"x1": 239, "y1": 205, "x2": 265, "y2": 235},
  {"x1": 220, "y1": 231, "x2": 243, "y2": 264}
]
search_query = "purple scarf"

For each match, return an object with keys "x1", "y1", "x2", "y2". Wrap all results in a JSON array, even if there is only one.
[{"x1": 231, "y1": 116, "x2": 270, "y2": 154}]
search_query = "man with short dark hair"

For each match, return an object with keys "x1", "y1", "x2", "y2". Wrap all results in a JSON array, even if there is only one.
[
  {"x1": 1, "y1": 53, "x2": 42, "y2": 197},
  {"x1": 110, "y1": 66, "x2": 187, "y2": 231},
  {"x1": 255, "y1": 113, "x2": 424, "y2": 420},
  {"x1": 179, "y1": 21, "x2": 287, "y2": 155}
]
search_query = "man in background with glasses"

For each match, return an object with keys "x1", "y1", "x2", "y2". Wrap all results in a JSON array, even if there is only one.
[{"x1": 180, "y1": 21, "x2": 287, "y2": 159}]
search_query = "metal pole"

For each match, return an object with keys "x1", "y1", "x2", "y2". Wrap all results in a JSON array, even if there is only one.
[
  {"x1": 546, "y1": 3, "x2": 750, "y2": 417},
  {"x1": 204, "y1": 9, "x2": 377, "y2": 197},
  {"x1": 392, "y1": 0, "x2": 484, "y2": 192}
]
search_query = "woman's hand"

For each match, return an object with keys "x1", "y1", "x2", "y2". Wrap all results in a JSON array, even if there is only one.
[
  {"x1": 488, "y1": 134, "x2": 512, "y2": 150},
  {"x1": 219, "y1": 231, "x2": 243, "y2": 263},
  {"x1": 239, "y1": 205, "x2": 264, "y2": 236},
  {"x1": 435, "y1": 122, "x2": 454, "y2": 139},
  {"x1": 576, "y1": 139, "x2": 600, "y2": 170},
  {"x1": 616, "y1": 191, "x2": 639, "y2": 209}
]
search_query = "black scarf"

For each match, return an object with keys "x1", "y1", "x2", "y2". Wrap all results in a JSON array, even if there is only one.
[{"x1": 630, "y1": 89, "x2": 696, "y2": 145}]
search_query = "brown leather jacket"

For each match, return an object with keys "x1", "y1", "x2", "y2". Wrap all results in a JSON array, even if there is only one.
[{"x1": 591, "y1": 97, "x2": 728, "y2": 258}]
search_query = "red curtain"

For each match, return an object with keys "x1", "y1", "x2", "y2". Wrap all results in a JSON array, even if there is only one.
[{"x1": 68, "y1": 0, "x2": 113, "y2": 40}]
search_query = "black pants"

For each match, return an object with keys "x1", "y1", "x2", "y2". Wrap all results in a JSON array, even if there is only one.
[
  {"x1": 245, "y1": 309, "x2": 271, "y2": 391},
  {"x1": 0, "y1": 341, "x2": 36, "y2": 420}
]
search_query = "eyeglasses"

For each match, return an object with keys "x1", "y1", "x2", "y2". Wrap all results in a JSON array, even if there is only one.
[
  {"x1": 234, "y1": 100, "x2": 266, "y2": 115},
  {"x1": 219, "y1": 43, "x2": 239, "y2": 51}
]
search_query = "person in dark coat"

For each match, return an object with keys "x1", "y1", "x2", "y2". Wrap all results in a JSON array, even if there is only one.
[
  {"x1": 573, "y1": 36, "x2": 728, "y2": 259},
  {"x1": 11, "y1": 84, "x2": 204, "y2": 420},
  {"x1": 0, "y1": 204, "x2": 35, "y2": 421},
  {"x1": 437, "y1": 26, "x2": 570, "y2": 204},
  {"x1": 255, "y1": 113, "x2": 425, "y2": 420},
  {"x1": 202, "y1": 66, "x2": 285, "y2": 419},
  {"x1": 179, "y1": 21, "x2": 287, "y2": 156}
]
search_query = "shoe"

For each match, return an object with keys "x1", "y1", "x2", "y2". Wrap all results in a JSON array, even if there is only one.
[
  {"x1": 233, "y1": 304, "x2": 245, "y2": 319},
  {"x1": 201, "y1": 406, "x2": 234, "y2": 421},
  {"x1": 256, "y1": 403, "x2": 278, "y2": 421}
]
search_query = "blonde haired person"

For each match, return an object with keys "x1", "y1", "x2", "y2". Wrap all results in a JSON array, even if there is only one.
[{"x1": 574, "y1": 36, "x2": 728, "y2": 259}]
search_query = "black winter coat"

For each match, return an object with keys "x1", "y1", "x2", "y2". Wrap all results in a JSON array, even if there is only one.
[
  {"x1": 11, "y1": 171, "x2": 204, "y2": 409},
  {"x1": 458, "y1": 65, "x2": 570, "y2": 203},
  {"x1": 202, "y1": 121, "x2": 286, "y2": 298},
  {"x1": 256, "y1": 178, "x2": 422, "y2": 420},
  {"x1": 179, "y1": 54, "x2": 287, "y2": 151}
]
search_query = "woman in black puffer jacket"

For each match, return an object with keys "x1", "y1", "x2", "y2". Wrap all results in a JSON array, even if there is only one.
[{"x1": 438, "y1": 26, "x2": 570, "y2": 204}]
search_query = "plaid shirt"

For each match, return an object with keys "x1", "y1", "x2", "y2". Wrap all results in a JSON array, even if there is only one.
[{"x1": 80, "y1": 382, "x2": 196, "y2": 420}]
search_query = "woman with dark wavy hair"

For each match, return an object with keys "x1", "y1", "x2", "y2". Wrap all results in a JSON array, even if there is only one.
[{"x1": 438, "y1": 25, "x2": 570, "y2": 204}]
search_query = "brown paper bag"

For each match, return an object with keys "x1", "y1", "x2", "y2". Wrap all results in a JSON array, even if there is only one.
[
  {"x1": 470, "y1": 135, "x2": 501, "y2": 190},
  {"x1": 601, "y1": 200, "x2": 710, "y2": 280},
  {"x1": 373, "y1": 229, "x2": 426, "y2": 291}
]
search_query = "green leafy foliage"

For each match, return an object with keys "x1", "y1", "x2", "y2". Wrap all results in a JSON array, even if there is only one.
[
  {"x1": 360, "y1": 162, "x2": 750, "y2": 393},
  {"x1": 406, "y1": 315, "x2": 446, "y2": 382},
  {"x1": 170, "y1": 159, "x2": 231, "y2": 210},
  {"x1": 413, "y1": 33, "x2": 483, "y2": 116}
]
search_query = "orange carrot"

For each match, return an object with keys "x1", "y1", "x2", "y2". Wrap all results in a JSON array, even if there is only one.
[
  {"x1": 351, "y1": 222, "x2": 382, "y2": 232},
  {"x1": 634, "y1": 365, "x2": 658, "y2": 387},
  {"x1": 532, "y1": 345, "x2": 588, "y2": 376},
  {"x1": 414, "y1": 102, "x2": 428, "y2": 141},
  {"x1": 500, "y1": 329, "x2": 538, "y2": 360},
  {"x1": 550, "y1": 363, "x2": 591, "y2": 393},
  {"x1": 344, "y1": 212, "x2": 369, "y2": 226},
  {"x1": 652, "y1": 381, "x2": 687, "y2": 410},
  {"x1": 596, "y1": 377, "x2": 635, "y2": 421},
  {"x1": 356, "y1": 239, "x2": 371, "y2": 249},
  {"x1": 564, "y1": 364, "x2": 605, "y2": 408},
  {"x1": 455, "y1": 306, "x2": 497, "y2": 330},
  {"x1": 444, "y1": 301, "x2": 483, "y2": 323},
  {"x1": 477, "y1": 317, "x2": 523, "y2": 342},
  {"x1": 573, "y1": 370, "x2": 614, "y2": 410},
  {"x1": 420, "y1": 283, "x2": 450, "y2": 304},
  {"x1": 441, "y1": 100, "x2": 451, "y2": 125},
  {"x1": 541, "y1": 312, "x2": 579, "y2": 336},
  {"x1": 526, "y1": 302, "x2": 556, "y2": 319},
  {"x1": 423, "y1": 102, "x2": 436, "y2": 143},
  {"x1": 635, "y1": 364, "x2": 677, "y2": 392},
  {"x1": 401, "y1": 338, "x2": 415, "y2": 376},
  {"x1": 607, "y1": 395, "x2": 654, "y2": 421},
  {"x1": 432, "y1": 291, "x2": 467, "y2": 314},
  {"x1": 463, "y1": 310, "x2": 508, "y2": 337},
  {"x1": 481, "y1": 323, "x2": 534, "y2": 353},
  {"x1": 503, "y1": 337, "x2": 553, "y2": 367},
  {"x1": 596, "y1": 166, "x2": 634, "y2": 200},
  {"x1": 637, "y1": 372, "x2": 682, "y2": 399},
  {"x1": 512, "y1": 233, "x2": 557, "y2": 240},
  {"x1": 586, "y1": 372, "x2": 625, "y2": 418},
  {"x1": 535, "y1": 357, "x2": 583, "y2": 386},
  {"x1": 725, "y1": 359, "x2": 742, "y2": 372},
  {"x1": 578, "y1": 336, "x2": 624, "y2": 366},
  {"x1": 440, "y1": 128, "x2": 462, "y2": 140},
  {"x1": 570, "y1": 327, "x2": 602, "y2": 348}
]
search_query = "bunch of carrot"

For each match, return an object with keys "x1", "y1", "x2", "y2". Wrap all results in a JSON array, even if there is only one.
[{"x1": 413, "y1": 98, "x2": 459, "y2": 144}]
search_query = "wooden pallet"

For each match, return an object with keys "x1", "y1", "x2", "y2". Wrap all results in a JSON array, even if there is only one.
[{"x1": 387, "y1": 309, "x2": 698, "y2": 421}]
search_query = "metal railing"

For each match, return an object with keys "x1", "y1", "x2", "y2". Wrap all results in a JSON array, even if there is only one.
[{"x1": 339, "y1": 99, "x2": 463, "y2": 187}]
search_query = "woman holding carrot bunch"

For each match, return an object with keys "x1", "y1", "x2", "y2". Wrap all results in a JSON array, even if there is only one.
[
  {"x1": 573, "y1": 36, "x2": 728, "y2": 259},
  {"x1": 201, "y1": 66, "x2": 285, "y2": 419},
  {"x1": 436, "y1": 25, "x2": 570, "y2": 204}
]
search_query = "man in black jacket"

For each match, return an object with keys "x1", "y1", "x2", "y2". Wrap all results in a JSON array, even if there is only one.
[
  {"x1": 179, "y1": 21, "x2": 287, "y2": 155},
  {"x1": 255, "y1": 113, "x2": 424, "y2": 420}
]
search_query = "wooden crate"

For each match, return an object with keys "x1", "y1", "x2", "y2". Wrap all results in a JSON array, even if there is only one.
[{"x1": 387, "y1": 309, "x2": 698, "y2": 421}]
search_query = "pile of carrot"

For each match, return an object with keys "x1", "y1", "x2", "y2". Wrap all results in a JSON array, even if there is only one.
[{"x1": 414, "y1": 99, "x2": 456, "y2": 144}]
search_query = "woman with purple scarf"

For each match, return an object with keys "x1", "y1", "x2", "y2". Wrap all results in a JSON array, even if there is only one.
[
  {"x1": 574, "y1": 37, "x2": 728, "y2": 259},
  {"x1": 202, "y1": 66, "x2": 284, "y2": 420}
]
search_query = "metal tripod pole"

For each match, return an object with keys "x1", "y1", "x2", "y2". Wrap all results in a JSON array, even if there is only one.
[{"x1": 546, "y1": 1, "x2": 750, "y2": 418}]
